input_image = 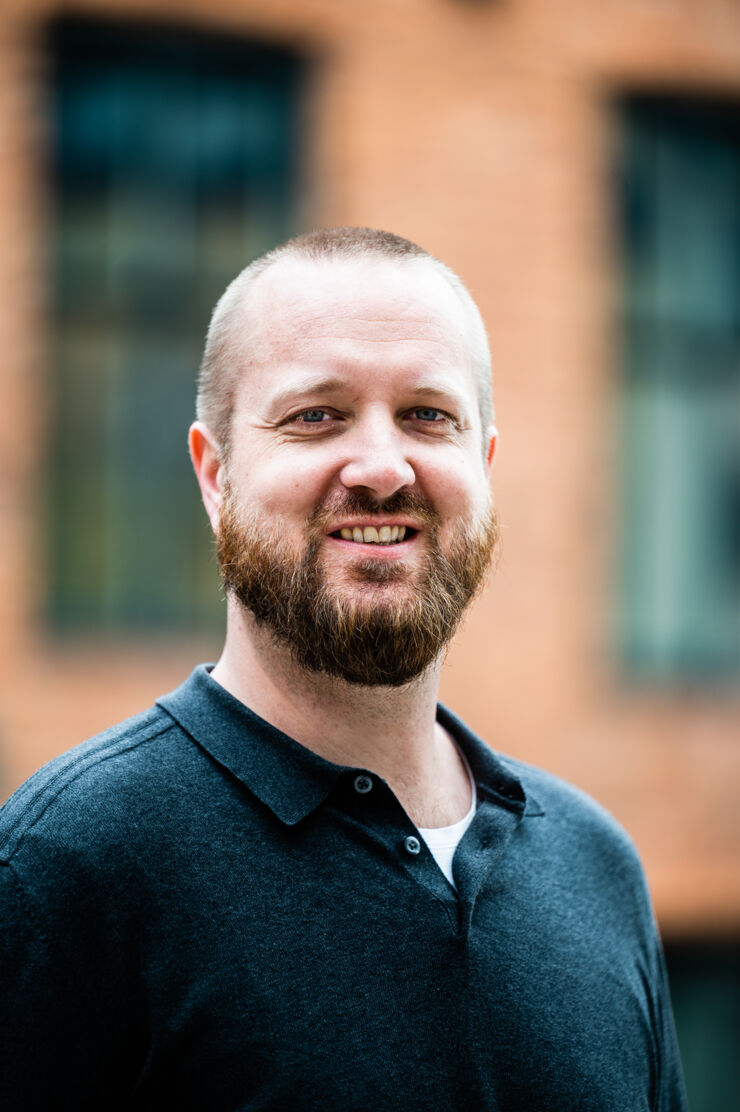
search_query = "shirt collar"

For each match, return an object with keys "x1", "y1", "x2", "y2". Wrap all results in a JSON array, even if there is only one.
[
  {"x1": 436, "y1": 704, "x2": 543, "y2": 818},
  {"x1": 157, "y1": 664, "x2": 541, "y2": 825}
]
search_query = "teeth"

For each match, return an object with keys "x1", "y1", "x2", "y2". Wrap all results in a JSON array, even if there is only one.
[{"x1": 337, "y1": 525, "x2": 409, "y2": 545}]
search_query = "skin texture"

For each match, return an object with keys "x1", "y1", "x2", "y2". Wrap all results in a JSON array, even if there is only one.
[{"x1": 190, "y1": 254, "x2": 497, "y2": 828}]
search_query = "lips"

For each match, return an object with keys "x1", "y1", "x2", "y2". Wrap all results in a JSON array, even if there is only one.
[{"x1": 316, "y1": 490, "x2": 436, "y2": 547}]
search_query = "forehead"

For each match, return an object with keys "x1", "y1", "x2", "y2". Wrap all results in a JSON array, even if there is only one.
[{"x1": 241, "y1": 255, "x2": 476, "y2": 384}]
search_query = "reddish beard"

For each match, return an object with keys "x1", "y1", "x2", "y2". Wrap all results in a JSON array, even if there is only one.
[{"x1": 216, "y1": 486, "x2": 499, "y2": 687}]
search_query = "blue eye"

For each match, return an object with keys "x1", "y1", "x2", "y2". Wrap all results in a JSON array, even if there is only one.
[
  {"x1": 414, "y1": 408, "x2": 442, "y2": 422},
  {"x1": 299, "y1": 409, "x2": 328, "y2": 423}
]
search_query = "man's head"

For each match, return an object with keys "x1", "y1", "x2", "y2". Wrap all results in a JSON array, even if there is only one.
[
  {"x1": 196, "y1": 227, "x2": 494, "y2": 461},
  {"x1": 190, "y1": 227, "x2": 499, "y2": 686}
]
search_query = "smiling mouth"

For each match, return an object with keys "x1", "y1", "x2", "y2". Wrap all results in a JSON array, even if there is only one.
[{"x1": 330, "y1": 525, "x2": 416, "y2": 546}]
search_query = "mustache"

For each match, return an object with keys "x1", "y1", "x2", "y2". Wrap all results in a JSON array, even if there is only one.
[{"x1": 307, "y1": 489, "x2": 442, "y2": 532}]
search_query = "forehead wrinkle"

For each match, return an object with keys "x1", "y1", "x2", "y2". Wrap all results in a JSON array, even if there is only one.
[
  {"x1": 255, "y1": 315, "x2": 468, "y2": 353},
  {"x1": 250, "y1": 333, "x2": 471, "y2": 386},
  {"x1": 244, "y1": 258, "x2": 473, "y2": 353}
]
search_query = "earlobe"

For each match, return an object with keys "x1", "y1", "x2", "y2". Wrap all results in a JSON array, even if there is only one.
[
  {"x1": 486, "y1": 425, "x2": 498, "y2": 470},
  {"x1": 189, "y1": 421, "x2": 223, "y2": 533}
]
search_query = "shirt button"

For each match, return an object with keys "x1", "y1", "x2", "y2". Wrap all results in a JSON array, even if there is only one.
[
  {"x1": 403, "y1": 835, "x2": 421, "y2": 856},
  {"x1": 354, "y1": 774, "x2": 373, "y2": 794}
]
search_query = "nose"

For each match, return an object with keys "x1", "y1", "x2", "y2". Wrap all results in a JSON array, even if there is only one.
[{"x1": 338, "y1": 414, "x2": 416, "y2": 499}]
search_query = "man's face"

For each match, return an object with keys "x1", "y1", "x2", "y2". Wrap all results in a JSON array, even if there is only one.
[{"x1": 213, "y1": 255, "x2": 498, "y2": 685}]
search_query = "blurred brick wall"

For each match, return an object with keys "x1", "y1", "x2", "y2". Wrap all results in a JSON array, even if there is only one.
[{"x1": 0, "y1": 0, "x2": 738, "y2": 933}]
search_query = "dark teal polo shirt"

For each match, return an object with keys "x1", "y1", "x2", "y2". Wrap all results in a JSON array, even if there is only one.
[{"x1": 0, "y1": 665, "x2": 686, "y2": 1110}]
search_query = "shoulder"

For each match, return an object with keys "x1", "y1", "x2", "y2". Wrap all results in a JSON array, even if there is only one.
[
  {"x1": 443, "y1": 702, "x2": 642, "y2": 875},
  {"x1": 0, "y1": 703, "x2": 184, "y2": 866},
  {"x1": 507, "y1": 753, "x2": 633, "y2": 838},
  {"x1": 504, "y1": 751, "x2": 640, "y2": 853},
  {"x1": 497, "y1": 751, "x2": 653, "y2": 912}
]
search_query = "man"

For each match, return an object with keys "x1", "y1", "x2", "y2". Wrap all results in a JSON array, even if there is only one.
[{"x1": 1, "y1": 228, "x2": 686, "y2": 1110}]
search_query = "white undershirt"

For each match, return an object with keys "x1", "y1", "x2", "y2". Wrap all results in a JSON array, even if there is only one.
[{"x1": 417, "y1": 751, "x2": 477, "y2": 889}]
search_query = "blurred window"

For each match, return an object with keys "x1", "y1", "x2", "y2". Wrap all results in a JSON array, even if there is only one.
[
  {"x1": 48, "y1": 18, "x2": 304, "y2": 633},
  {"x1": 618, "y1": 97, "x2": 740, "y2": 682},
  {"x1": 664, "y1": 941, "x2": 740, "y2": 1112}
]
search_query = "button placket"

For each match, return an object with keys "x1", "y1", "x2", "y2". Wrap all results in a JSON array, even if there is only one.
[{"x1": 403, "y1": 835, "x2": 421, "y2": 856}]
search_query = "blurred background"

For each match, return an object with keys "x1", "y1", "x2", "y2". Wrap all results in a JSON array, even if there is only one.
[{"x1": 0, "y1": 0, "x2": 738, "y2": 1106}]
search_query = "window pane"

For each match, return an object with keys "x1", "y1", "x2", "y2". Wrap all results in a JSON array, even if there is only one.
[
  {"x1": 48, "y1": 18, "x2": 304, "y2": 633},
  {"x1": 664, "y1": 941, "x2": 740, "y2": 1112},
  {"x1": 618, "y1": 97, "x2": 740, "y2": 682}
]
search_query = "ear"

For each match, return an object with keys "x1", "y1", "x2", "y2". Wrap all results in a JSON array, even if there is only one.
[
  {"x1": 485, "y1": 425, "x2": 498, "y2": 472},
  {"x1": 189, "y1": 421, "x2": 223, "y2": 534}
]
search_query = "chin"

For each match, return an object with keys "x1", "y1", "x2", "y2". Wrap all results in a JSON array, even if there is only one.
[{"x1": 337, "y1": 570, "x2": 419, "y2": 601}]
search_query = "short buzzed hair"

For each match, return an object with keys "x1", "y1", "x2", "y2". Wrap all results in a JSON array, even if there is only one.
[{"x1": 196, "y1": 227, "x2": 494, "y2": 458}]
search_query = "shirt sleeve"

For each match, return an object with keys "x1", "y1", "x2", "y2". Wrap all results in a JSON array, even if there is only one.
[
  {"x1": 652, "y1": 931, "x2": 689, "y2": 1112},
  {"x1": 0, "y1": 861, "x2": 128, "y2": 1111}
]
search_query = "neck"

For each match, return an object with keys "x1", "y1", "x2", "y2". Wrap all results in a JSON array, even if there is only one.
[{"x1": 210, "y1": 600, "x2": 471, "y2": 827}]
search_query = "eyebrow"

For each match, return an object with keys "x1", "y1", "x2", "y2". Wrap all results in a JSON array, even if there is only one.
[
  {"x1": 263, "y1": 377, "x2": 470, "y2": 417},
  {"x1": 407, "y1": 385, "x2": 466, "y2": 404},
  {"x1": 264, "y1": 376, "x2": 352, "y2": 416}
]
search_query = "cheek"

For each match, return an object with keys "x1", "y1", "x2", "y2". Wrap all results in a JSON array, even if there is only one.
[
  {"x1": 424, "y1": 454, "x2": 488, "y2": 514},
  {"x1": 244, "y1": 459, "x2": 331, "y2": 517}
]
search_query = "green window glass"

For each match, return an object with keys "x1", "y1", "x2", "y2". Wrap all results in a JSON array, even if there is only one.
[
  {"x1": 618, "y1": 97, "x2": 740, "y2": 683},
  {"x1": 664, "y1": 941, "x2": 740, "y2": 1112},
  {"x1": 48, "y1": 18, "x2": 304, "y2": 632}
]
